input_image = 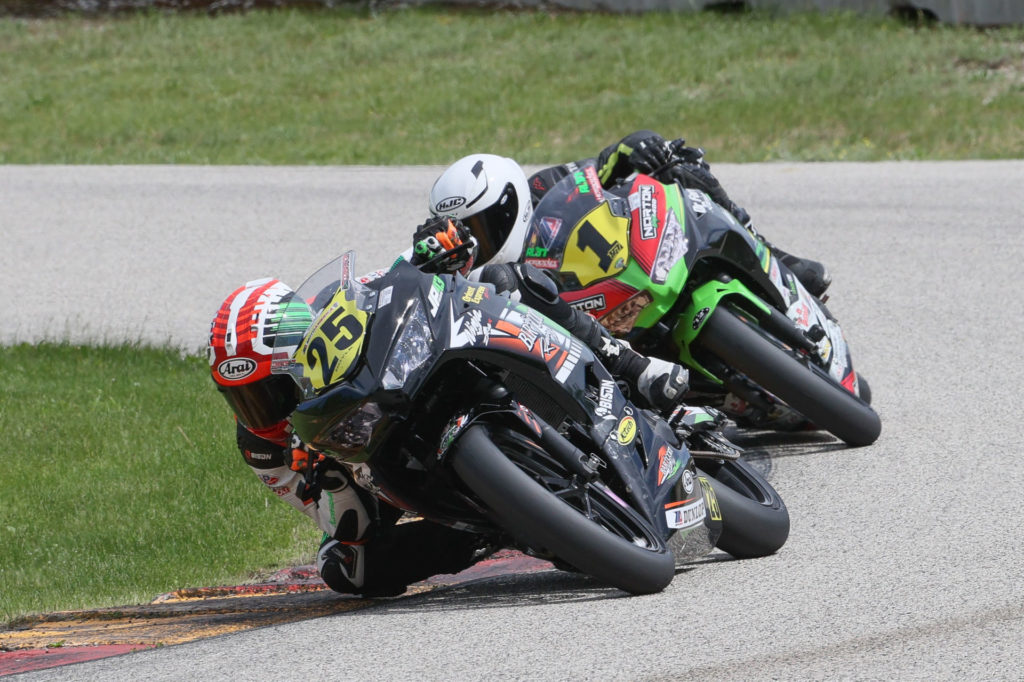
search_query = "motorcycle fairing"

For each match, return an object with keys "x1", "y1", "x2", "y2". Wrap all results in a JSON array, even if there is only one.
[
  {"x1": 528, "y1": 168, "x2": 691, "y2": 333},
  {"x1": 444, "y1": 277, "x2": 588, "y2": 387},
  {"x1": 670, "y1": 193, "x2": 861, "y2": 393},
  {"x1": 671, "y1": 279, "x2": 772, "y2": 383},
  {"x1": 559, "y1": 276, "x2": 639, "y2": 318}
]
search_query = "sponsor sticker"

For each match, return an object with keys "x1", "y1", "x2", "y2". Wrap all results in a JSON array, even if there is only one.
[
  {"x1": 462, "y1": 286, "x2": 486, "y2": 304},
  {"x1": 437, "y1": 415, "x2": 469, "y2": 456},
  {"x1": 537, "y1": 216, "x2": 562, "y2": 247},
  {"x1": 569, "y1": 293, "x2": 606, "y2": 312},
  {"x1": 584, "y1": 166, "x2": 605, "y2": 202},
  {"x1": 595, "y1": 379, "x2": 615, "y2": 417},
  {"x1": 682, "y1": 468, "x2": 694, "y2": 494},
  {"x1": 638, "y1": 184, "x2": 658, "y2": 240},
  {"x1": 686, "y1": 189, "x2": 713, "y2": 215},
  {"x1": 617, "y1": 416, "x2": 636, "y2": 445},
  {"x1": 427, "y1": 275, "x2": 445, "y2": 316},
  {"x1": 793, "y1": 302, "x2": 810, "y2": 328},
  {"x1": 657, "y1": 445, "x2": 680, "y2": 486},
  {"x1": 525, "y1": 257, "x2": 560, "y2": 270},
  {"x1": 692, "y1": 307, "x2": 711, "y2": 330},
  {"x1": 665, "y1": 498, "x2": 706, "y2": 529}
]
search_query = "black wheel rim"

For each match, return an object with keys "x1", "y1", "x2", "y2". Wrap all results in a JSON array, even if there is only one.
[{"x1": 494, "y1": 430, "x2": 663, "y2": 551}]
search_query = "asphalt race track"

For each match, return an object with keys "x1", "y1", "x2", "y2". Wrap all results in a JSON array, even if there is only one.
[{"x1": 3, "y1": 161, "x2": 1024, "y2": 680}]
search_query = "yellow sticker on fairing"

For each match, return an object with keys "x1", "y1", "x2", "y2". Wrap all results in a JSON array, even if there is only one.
[
  {"x1": 295, "y1": 288, "x2": 368, "y2": 392},
  {"x1": 561, "y1": 202, "x2": 630, "y2": 288},
  {"x1": 617, "y1": 416, "x2": 637, "y2": 445}
]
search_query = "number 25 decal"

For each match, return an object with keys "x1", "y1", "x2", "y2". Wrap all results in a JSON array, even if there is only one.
[{"x1": 298, "y1": 290, "x2": 368, "y2": 391}]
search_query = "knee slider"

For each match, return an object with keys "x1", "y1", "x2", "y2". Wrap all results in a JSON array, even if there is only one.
[{"x1": 317, "y1": 539, "x2": 365, "y2": 594}]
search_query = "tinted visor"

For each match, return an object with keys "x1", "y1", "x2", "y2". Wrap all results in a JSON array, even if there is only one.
[
  {"x1": 462, "y1": 182, "x2": 518, "y2": 263},
  {"x1": 219, "y1": 374, "x2": 300, "y2": 430}
]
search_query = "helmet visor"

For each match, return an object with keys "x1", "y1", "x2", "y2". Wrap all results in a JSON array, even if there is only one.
[
  {"x1": 219, "y1": 374, "x2": 299, "y2": 430},
  {"x1": 463, "y1": 182, "x2": 518, "y2": 263}
]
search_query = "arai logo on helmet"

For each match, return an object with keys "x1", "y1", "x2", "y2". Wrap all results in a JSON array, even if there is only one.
[
  {"x1": 434, "y1": 196, "x2": 466, "y2": 213},
  {"x1": 217, "y1": 357, "x2": 257, "y2": 381}
]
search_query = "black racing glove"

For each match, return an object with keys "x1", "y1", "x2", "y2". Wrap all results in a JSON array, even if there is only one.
[
  {"x1": 661, "y1": 147, "x2": 754, "y2": 228},
  {"x1": 411, "y1": 216, "x2": 477, "y2": 275},
  {"x1": 627, "y1": 135, "x2": 673, "y2": 177},
  {"x1": 666, "y1": 139, "x2": 708, "y2": 168}
]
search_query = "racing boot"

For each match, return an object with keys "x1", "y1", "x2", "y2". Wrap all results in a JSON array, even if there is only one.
[
  {"x1": 596, "y1": 336, "x2": 689, "y2": 415},
  {"x1": 779, "y1": 250, "x2": 831, "y2": 299},
  {"x1": 668, "y1": 405, "x2": 741, "y2": 460},
  {"x1": 760, "y1": 239, "x2": 831, "y2": 298},
  {"x1": 317, "y1": 538, "x2": 369, "y2": 595},
  {"x1": 562, "y1": 302, "x2": 688, "y2": 414}
]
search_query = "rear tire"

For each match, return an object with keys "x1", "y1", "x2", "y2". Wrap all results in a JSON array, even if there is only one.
[
  {"x1": 698, "y1": 306, "x2": 881, "y2": 446},
  {"x1": 698, "y1": 458, "x2": 789, "y2": 559},
  {"x1": 452, "y1": 425, "x2": 675, "y2": 595}
]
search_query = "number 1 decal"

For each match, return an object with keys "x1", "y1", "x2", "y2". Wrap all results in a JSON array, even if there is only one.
[{"x1": 561, "y1": 203, "x2": 630, "y2": 287}]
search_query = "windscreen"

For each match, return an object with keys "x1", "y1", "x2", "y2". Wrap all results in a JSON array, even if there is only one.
[{"x1": 271, "y1": 251, "x2": 377, "y2": 398}]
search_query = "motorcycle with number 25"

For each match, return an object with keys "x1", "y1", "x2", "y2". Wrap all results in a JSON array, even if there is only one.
[
  {"x1": 270, "y1": 252, "x2": 789, "y2": 595},
  {"x1": 523, "y1": 161, "x2": 881, "y2": 446}
]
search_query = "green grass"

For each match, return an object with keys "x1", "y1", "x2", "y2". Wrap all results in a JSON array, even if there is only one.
[
  {"x1": 0, "y1": 344, "x2": 321, "y2": 625},
  {"x1": 0, "y1": 7, "x2": 1022, "y2": 163}
]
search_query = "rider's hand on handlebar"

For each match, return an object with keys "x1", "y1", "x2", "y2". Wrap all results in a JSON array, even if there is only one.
[
  {"x1": 667, "y1": 139, "x2": 709, "y2": 168},
  {"x1": 628, "y1": 135, "x2": 673, "y2": 176},
  {"x1": 291, "y1": 448, "x2": 349, "y2": 502},
  {"x1": 411, "y1": 216, "x2": 477, "y2": 276}
]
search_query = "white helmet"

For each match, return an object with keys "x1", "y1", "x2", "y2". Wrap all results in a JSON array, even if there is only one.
[{"x1": 428, "y1": 154, "x2": 532, "y2": 266}]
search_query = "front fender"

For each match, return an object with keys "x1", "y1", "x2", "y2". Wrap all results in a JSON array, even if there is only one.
[{"x1": 671, "y1": 279, "x2": 771, "y2": 382}]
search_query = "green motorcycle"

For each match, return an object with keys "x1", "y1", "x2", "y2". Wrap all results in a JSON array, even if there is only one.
[{"x1": 523, "y1": 162, "x2": 881, "y2": 447}]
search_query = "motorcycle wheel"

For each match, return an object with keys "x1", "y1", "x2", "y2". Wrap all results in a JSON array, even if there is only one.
[
  {"x1": 697, "y1": 458, "x2": 789, "y2": 559},
  {"x1": 698, "y1": 306, "x2": 882, "y2": 446},
  {"x1": 452, "y1": 424, "x2": 675, "y2": 595}
]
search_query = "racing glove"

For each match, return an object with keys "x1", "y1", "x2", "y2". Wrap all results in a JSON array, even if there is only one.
[
  {"x1": 411, "y1": 216, "x2": 477, "y2": 276},
  {"x1": 663, "y1": 153, "x2": 754, "y2": 228},
  {"x1": 627, "y1": 134, "x2": 673, "y2": 177},
  {"x1": 666, "y1": 139, "x2": 708, "y2": 167},
  {"x1": 291, "y1": 447, "x2": 348, "y2": 502}
]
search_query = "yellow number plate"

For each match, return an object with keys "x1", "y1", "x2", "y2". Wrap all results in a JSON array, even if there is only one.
[
  {"x1": 561, "y1": 203, "x2": 630, "y2": 287},
  {"x1": 295, "y1": 288, "x2": 368, "y2": 392}
]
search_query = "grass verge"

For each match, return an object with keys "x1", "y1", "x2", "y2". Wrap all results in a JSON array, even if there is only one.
[
  {"x1": 0, "y1": 7, "x2": 1022, "y2": 163},
  {"x1": 0, "y1": 343, "x2": 320, "y2": 626}
]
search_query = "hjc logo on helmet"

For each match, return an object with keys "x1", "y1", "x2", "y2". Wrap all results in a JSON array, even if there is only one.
[
  {"x1": 217, "y1": 357, "x2": 258, "y2": 381},
  {"x1": 434, "y1": 196, "x2": 466, "y2": 213}
]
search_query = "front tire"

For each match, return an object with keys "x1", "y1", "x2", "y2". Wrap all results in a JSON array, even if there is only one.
[
  {"x1": 452, "y1": 425, "x2": 675, "y2": 595},
  {"x1": 698, "y1": 458, "x2": 789, "y2": 559},
  {"x1": 698, "y1": 306, "x2": 881, "y2": 446}
]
